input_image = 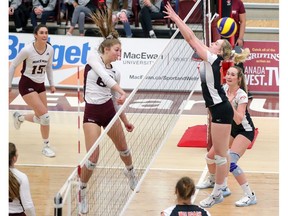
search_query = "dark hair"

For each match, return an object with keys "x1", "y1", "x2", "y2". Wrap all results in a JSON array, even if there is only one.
[
  {"x1": 175, "y1": 176, "x2": 195, "y2": 200},
  {"x1": 33, "y1": 23, "x2": 48, "y2": 35},
  {"x1": 9, "y1": 142, "x2": 20, "y2": 200},
  {"x1": 89, "y1": 8, "x2": 121, "y2": 54}
]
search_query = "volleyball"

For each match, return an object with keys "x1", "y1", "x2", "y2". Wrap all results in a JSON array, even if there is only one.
[{"x1": 217, "y1": 17, "x2": 237, "y2": 38}]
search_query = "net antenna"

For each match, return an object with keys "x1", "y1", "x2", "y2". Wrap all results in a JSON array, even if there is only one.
[{"x1": 54, "y1": 0, "x2": 206, "y2": 215}]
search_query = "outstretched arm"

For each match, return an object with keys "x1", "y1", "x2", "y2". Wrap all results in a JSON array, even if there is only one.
[{"x1": 163, "y1": 2, "x2": 209, "y2": 61}]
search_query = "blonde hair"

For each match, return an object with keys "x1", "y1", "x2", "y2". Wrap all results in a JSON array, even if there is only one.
[
  {"x1": 220, "y1": 39, "x2": 250, "y2": 64},
  {"x1": 233, "y1": 48, "x2": 250, "y2": 64},
  {"x1": 90, "y1": 8, "x2": 121, "y2": 54}
]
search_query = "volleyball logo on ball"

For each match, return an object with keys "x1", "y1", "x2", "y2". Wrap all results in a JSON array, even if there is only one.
[{"x1": 217, "y1": 17, "x2": 237, "y2": 38}]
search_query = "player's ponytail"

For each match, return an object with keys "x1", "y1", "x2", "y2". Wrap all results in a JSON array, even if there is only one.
[{"x1": 90, "y1": 8, "x2": 121, "y2": 54}]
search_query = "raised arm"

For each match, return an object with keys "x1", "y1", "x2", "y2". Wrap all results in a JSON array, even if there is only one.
[{"x1": 163, "y1": 2, "x2": 209, "y2": 61}]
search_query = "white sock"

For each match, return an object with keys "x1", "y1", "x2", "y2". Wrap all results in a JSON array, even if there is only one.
[
  {"x1": 241, "y1": 182, "x2": 253, "y2": 196},
  {"x1": 80, "y1": 182, "x2": 87, "y2": 189},
  {"x1": 18, "y1": 115, "x2": 25, "y2": 122},
  {"x1": 126, "y1": 164, "x2": 133, "y2": 171},
  {"x1": 16, "y1": 28, "x2": 23, "y2": 32},
  {"x1": 43, "y1": 139, "x2": 49, "y2": 146},
  {"x1": 222, "y1": 177, "x2": 228, "y2": 188},
  {"x1": 212, "y1": 183, "x2": 222, "y2": 196},
  {"x1": 149, "y1": 30, "x2": 155, "y2": 36}
]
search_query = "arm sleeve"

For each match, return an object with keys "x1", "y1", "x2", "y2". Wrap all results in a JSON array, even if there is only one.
[
  {"x1": 139, "y1": 0, "x2": 161, "y2": 12},
  {"x1": 19, "y1": 174, "x2": 36, "y2": 216},
  {"x1": 111, "y1": 69, "x2": 121, "y2": 111},
  {"x1": 46, "y1": 48, "x2": 55, "y2": 86},
  {"x1": 9, "y1": 48, "x2": 29, "y2": 88},
  {"x1": 149, "y1": 0, "x2": 162, "y2": 13},
  {"x1": 87, "y1": 53, "x2": 117, "y2": 88},
  {"x1": 44, "y1": 0, "x2": 56, "y2": 11}
]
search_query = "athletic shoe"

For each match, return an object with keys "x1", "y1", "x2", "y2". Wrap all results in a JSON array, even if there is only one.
[
  {"x1": 124, "y1": 168, "x2": 139, "y2": 192},
  {"x1": 13, "y1": 111, "x2": 23, "y2": 129},
  {"x1": 42, "y1": 145, "x2": 56, "y2": 157},
  {"x1": 196, "y1": 176, "x2": 215, "y2": 189},
  {"x1": 78, "y1": 188, "x2": 88, "y2": 214},
  {"x1": 199, "y1": 193, "x2": 224, "y2": 208},
  {"x1": 222, "y1": 187, "x2": 231, "y2": 197},
  {"x1": 235, "y1": 192, "x2": 257, "y2": 207}
]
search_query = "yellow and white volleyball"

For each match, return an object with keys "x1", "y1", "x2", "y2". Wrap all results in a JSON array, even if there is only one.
[{"x1": 217, "y1": 17, "x2": 237, "y2": 38}]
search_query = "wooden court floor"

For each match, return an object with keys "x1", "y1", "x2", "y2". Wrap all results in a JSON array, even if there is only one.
[{"x1": 9, "y1": 111, "x2": 279, "y2": 216}]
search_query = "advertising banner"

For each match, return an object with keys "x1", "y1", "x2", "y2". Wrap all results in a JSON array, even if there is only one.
[
  {"x1": 244, "y1": 41, "x2": 279, "y2": 94},
  {"x1": 9, "y1": 33, "x2": 279, "y2": 93}
]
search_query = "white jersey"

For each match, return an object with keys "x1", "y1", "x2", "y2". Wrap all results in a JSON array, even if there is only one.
[
  {"x1": 223, "y1": 84, "x2": 254, "y2": 131},
  {"x1": 83, "y1": 51, "x2": 121, "y2": 105},
  {"x1": 9, "y1": 42, "x2": 54, "y2": 88},
  {"x1": 9, "y1": 168, "x2": 36, "y2": 216}
]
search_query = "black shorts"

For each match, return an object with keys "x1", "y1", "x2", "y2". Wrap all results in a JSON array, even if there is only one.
[
  {"x1": 83, "y1": 99, "x2": 116, "y2": 127},
  {"x1": 18, "y1": 75, "x2": 46, "y2": 96},
  {"x1": 209, "y1": 101, "x2": 233, "y2": 124},
  {"x1": 231, "y1": 128, "x2": 255, "y2": 142}
]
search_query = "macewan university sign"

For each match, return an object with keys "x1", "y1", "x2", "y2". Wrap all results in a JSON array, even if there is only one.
[{"x1": 244, "y1": 41, "x2": 279, "y2": 94}]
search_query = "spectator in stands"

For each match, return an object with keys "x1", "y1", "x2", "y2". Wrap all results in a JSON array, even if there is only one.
[
  {"x1": 9, "y1": 0, "x2": 30, "y2": 33},
  {"x1": 9, "y1": 142, "x2": 36, "y2": 216},
  {"x1": 106, "y1": 0, "x2": 133, "y2": 38},
  {"x1": 231, "y1": 0, "x2": 252, "y2": 98},
  {"x1": 30, "y1": 0, "x2": 57, "y2": 29},
  {"x1": 66, "y1": 0, "x2": 98, "y2": 36},
  {"x1": 139, "y1": 0, "x2": 165, "y2": 38},
  {"x1": 231, "y1": 0, "x2": 246, "y2": 48},
  {"x1": 161, "y1": 176, "x2": 211, "y2": 216}
]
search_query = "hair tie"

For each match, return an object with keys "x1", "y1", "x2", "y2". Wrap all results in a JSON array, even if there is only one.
[{"x1": 106, "y1": 34, "x2": 113, "y2": 39}]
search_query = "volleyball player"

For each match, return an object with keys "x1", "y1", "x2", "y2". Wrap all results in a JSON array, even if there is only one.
[
  {"x1": 77, "y1": 9, "x2": 138, "y2": 214},
  {"x1": 197, "y1": 66, "x2": 257, "y2": 207},
  {"x1": 164, "y1": 3, "x2": 249, "y2": 208},
  {"x1": 9, "y1": 142, "x2": 36, "y2": 216},
  {"x1": 161, "y1": 176, "x2": 211, "y2": 216},
  {"x1": 9, "y1": 24, "x2": 56, "y2": 158}
]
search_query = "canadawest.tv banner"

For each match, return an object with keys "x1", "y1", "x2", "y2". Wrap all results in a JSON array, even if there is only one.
[
  {"x1": 8, "y1": 33, "x2": 279, "y2": 94},
  {"x1": 244, "y1": 41, "x2": 279, "y2": 93}
]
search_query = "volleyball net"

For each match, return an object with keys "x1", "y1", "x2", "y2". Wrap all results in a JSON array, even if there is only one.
[{"x1": 54, "y1": 0, "x2": 206, "y2": 215}]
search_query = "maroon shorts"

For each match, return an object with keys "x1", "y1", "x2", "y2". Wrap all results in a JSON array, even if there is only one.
[
  {"x1": 18, "y1": 75, "x2": 46, "y2": 96},
  {"x1": 9, "y1": 213, "x2": 26, "y2": 216},
  {"x1": 83, "y1": 99, "x2": 116, "y2": 127}
]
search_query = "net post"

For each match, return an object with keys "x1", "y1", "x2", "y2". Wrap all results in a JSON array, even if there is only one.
[{"x1": 54, "y1": 192, "x2": 63, "y2": 216}]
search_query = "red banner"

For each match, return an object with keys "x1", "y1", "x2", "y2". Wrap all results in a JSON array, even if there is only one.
[{"x1": 244, "y1": 41, "x2": 279, "y2": 94}]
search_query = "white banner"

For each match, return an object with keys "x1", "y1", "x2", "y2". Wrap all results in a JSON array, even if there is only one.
[{"x1": 9, "y1": 33, "x2": 201, "y2": 91}]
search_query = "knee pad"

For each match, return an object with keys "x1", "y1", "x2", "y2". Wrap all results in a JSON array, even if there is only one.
[
  {"x1": 229, "y1": 151, "x2": 243, "y2": 176},
  {"x1": 85, "y1": 160, "x2": 96, "y2": 171},
  {"x1": 39, "y1": 113, "x2": 50, "y2": 126},
  {"x1": 119, "y1": 149, "x2": 130, "y2": 157},
  {"x1": 214, "y1": 155, "x2": 227, "y2": 166},
  {"x1": 33, "y1": 115, "x2": 40, "y2": 124},
  {"x1": 205, "y1": 153, "x2": 215, "y2": 165}
]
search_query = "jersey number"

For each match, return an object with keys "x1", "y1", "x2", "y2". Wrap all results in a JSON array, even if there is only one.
[{"x1": 32, "y1": 65, "x2": 46, "y2": 74}]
